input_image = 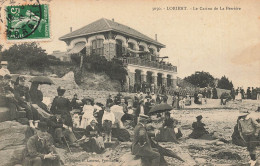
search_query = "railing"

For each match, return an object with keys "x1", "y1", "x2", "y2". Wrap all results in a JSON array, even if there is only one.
[{"x1": 117, "y1": 57, "x2": 177, "y2": 72}]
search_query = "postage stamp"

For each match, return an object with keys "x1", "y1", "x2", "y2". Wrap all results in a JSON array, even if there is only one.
[{"x1": 5, "y1": 4, "x2": 49, "y2": 40}]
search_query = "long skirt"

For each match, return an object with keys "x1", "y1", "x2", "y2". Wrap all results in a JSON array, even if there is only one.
[
  {"x1": 81, "y1": 137, "x2": 104, "y2": 154},
  {"x1": 103, "y1": 120, "x2": 112, "y2": 134},
  {"x1": 155, "y1": 128, "x2": 178, "y2": 142}
]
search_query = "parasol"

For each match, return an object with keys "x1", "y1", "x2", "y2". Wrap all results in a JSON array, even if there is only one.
[
  {"x1": 29, "y1": 76, "x2": 54, "y2": 85},
  {"x1": 149, "y1": 103, "x2": 173, "y2": 115},
  {"x1": 124, "y1": 96, "x2": 133, "y2": 100}
]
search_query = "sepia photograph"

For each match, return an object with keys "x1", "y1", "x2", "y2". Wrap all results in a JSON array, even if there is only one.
[{"x1": 0, "y1": 0, "x2": 259, "y2": 165}]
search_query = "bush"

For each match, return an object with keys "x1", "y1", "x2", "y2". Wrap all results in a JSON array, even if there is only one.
[
  {"x1": 82, "y1": 54, "x2": 128, "y2": 87},
  {"x1": 2, "y1": 43, "x2": 49, "y2": 72},
  {"x1": 217, "y1": 76, "x2": 233, "y2": 90},
  {"x1": 71, "y1": 54, "x2": 81, "y2": 65}
]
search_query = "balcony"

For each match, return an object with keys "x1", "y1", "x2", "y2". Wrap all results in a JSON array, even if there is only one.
[{"x1": 117, "y1": 57, "x2": 177, "y2": 72}]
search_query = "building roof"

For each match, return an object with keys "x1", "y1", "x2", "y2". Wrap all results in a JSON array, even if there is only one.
[{"x1": 59, "y1": 18, "x2": 165, "y2": 47}]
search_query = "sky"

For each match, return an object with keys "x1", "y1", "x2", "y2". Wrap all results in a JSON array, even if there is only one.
[{"x1": 1, "y1": 0, "x2": 260, "y2": 88}]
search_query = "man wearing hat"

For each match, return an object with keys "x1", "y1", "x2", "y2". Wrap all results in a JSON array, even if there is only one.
[
  {"x1": 47, "y1": 113, "x2": 77, "y2": 148},
  {"x1": 0, "y1": 61, "x2": 10, "y2": 77},
  {"x1": 14, "y1": 76, "x2": 39, "y2": 128},
  {"x1": 238, "y1": 111, "x2": 260, "y2": 166},
  {"x1": 131, "y1": 114, "x2": 161, "y2": 166},
  {"x1": 144, "y1": 98, "x2": 152, "y2": 115},
  {"x1": 189, "y1": 115, "x2": 209, "y2": 139},
  {"x1": 156, "y1": 94, "x2": 162, "y2": 104},
  {"x1": 23, "y1": 122, "x2": 61, "y2": 166}
]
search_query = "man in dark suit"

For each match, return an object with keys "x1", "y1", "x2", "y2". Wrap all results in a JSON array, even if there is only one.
[
  {"x1": 144, "y1": 98, "x2": 152, "y2": 115},
  {"x1": 23, "y1": 122, "x2": 61, "y2": 166},
  {"x1": 131, "y1": 114, "x2": 161, "y2": 166},
  {"x1": 48, "y1": 114, "x2": 77, "y2": 148}
]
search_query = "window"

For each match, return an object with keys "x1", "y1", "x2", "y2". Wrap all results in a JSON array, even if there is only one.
[
  {"x1": 116, "y1": 39, "x2": 123, "y2": 57},
  {"x1": 149, "y1": 48, "x2": 154, "y2": 54},
  {"x1": 128, "y1": 43, "x2": 134, "y2": 50},
  {"x1": 92, "y1": 39, "x2": 104, "y2": 55},
  {"x1": 139, "y1": 45, "x2": 144, "y2": 51}
]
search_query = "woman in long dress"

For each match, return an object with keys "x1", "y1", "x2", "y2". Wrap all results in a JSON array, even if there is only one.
[
  {"x1": 80, "y1": 118, "x2": 105, "y2": 154},
  {"x1": 80, "y1": 99, "x2": 95, "y2": 129},
  {"x1": 155, "y1": 112, "x2": 182, "y2": 142},
  {"x1": 235, "y1": 88, "x2": 242, "y2": 100}
]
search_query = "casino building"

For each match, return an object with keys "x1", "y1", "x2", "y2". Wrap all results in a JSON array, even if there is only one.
[{"x1": 59, "y1": 18, "x2": 178, "y2": 92}]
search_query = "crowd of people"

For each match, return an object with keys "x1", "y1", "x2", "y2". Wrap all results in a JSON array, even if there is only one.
[
  {"x1": 233, "y1": 87, "x2": 260, "y2": 100},
  {"x1": 0, "y1": 60, "x2": 259, "y2": 166}
]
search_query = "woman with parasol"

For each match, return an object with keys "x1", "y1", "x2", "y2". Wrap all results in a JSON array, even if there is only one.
[{"x1": 29, "y1": 76, "x2": 54, "y2": 114}]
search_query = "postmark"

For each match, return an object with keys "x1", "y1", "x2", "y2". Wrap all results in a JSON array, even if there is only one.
[{"x1": 6, "y1": 4, "x2": 49, "y2": 40}]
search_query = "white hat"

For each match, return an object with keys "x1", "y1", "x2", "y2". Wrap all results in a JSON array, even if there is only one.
[
  {"x1": 1, "y1": 61, "x2": 8, "y2": 65},
  {"x1": 239, "y1": 111, "x2": 250, "y2": 117}
]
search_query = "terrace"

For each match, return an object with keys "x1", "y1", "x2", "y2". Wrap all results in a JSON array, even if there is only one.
[{"x1": 117, "y1": 57, "x2": 177, "y2": 72}]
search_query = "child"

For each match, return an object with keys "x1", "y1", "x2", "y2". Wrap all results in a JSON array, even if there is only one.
[
  {"x1": 102, "y1": 104, "x2": 115, "y2": 142},
  {"x1": 81, "y1": 98, "x2": 95, "y2": 129}
]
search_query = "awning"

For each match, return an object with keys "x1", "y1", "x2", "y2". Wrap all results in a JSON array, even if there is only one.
[{"x1": 68, "y1": 42, "x2": 86, "y2": 54}]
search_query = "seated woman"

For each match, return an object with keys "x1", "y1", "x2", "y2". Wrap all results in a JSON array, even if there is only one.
[
  {"x1": 29, "y1": 82, "x2": 49, "y2": 113},
  {"x1": 189, "y1": 115, "x2": 211, "y2": 139},
  {"x1": 80, "y1": 118, "x2": 105, "y2": 154},
  {"x1": 155, "y1": 112, "x2": 182, "y2": 143}
]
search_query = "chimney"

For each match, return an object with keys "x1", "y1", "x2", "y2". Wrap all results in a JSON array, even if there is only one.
[
  {"x1": 155, "y1": 34, "x2": 157, "y2": 41},
  {"x1": 112, "y1": 18, "x2": 114, "y2": 22},
  {"x1": 70, "y1": 27, "x2": 72, "y2": 32}
]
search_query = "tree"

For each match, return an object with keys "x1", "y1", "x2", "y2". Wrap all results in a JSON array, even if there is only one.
[
  {"x1": 83, "y1": 54, "x2": 128, "y2": 88},
  {"x1": 2, "y1": 42, "x2": 49, "y2": 72},
  {"x1": 184, "y1": 71, "x2": 215, "y2": 88},
  {"x1": 85, "y1": 54, "x2": 108, "y2": 72},
  {"x1": 217, "y1": 76, "x2": 233, "y2": 90},
  {"x1": 105, "y1": 58, "x2": 128, "y2": 86}
]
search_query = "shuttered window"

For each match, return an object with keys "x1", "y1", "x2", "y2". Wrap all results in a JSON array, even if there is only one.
[{"x1": 92, "y1": 39, "x2": 104, "y2": 55}]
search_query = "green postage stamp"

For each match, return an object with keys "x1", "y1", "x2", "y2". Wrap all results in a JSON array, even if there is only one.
[{"x1": 6, "y1": 4, "x2": 50, "y2": 40}]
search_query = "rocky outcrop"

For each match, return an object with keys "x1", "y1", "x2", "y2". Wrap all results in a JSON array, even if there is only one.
[
  {"x1": 0, "y1": 107, "x2": 10, "y2": 122},
  {"x1": 0, "y1": 145, "x2": 26, "y2": 166},
  {"x1": 0, "y1": 121, "x2": 33, "y2": 166}
]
